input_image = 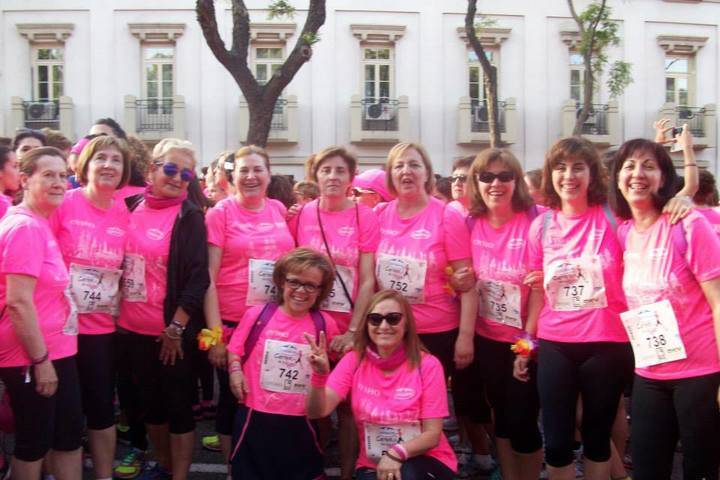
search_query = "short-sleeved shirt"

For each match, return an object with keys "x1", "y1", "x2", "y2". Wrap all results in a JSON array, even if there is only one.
[
  {"x1": 206, "y1": 197, "x2": 294, "y2": 323},
  {"x1": 621, "y1": 212, "x2": 720, "y2": 380},
  {"x1": 327, "y1": 350, "x2": 457, "y2": 472},
  {"x1": 0, "y1": 207, "x2": 74, "y2": 366}
]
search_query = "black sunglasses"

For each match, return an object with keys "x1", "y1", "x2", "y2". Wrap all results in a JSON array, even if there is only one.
[
  {"x1": 451, "y1": 175, "x2": 468, "y2": 184},
  {"x1": 476, "y1": 171, "x2": 514, "y2": 183},
  {"x1": 156, "y1": 161, "x2": 195, "y2": 182},
  {"x1": 366, "y1": 312, "x2": 403, "y2": 326}
]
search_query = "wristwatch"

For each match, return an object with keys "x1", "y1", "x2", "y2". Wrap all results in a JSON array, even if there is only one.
[{"x1": 167, "y1": 320, "x2": 186, "y2": 338}]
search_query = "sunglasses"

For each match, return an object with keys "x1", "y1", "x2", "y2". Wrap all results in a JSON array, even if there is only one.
[
  {"x1": 285, "y1": 278, "x2": 321, "y2": 294},
  {"x1": 366, "y1": 312, "x2": 403, "y2": 326},
  {"x1": 451, "y1": 174, "x2": 468, "y2": 184},
  {"x1": 476, "y1": 171, "x2": 514, "y2": 183},
  {"x1": 157, "y1": 162, "x2": 195, "y2": 182}
]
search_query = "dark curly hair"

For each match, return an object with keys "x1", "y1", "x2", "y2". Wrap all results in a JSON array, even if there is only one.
[{"x1": 542, "y1": 137, "x2": 607, "y2": 210}]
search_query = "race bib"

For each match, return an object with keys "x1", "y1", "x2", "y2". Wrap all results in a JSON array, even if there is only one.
[
  {"x1": 364, "y1": 422, "x2": 421, "y2": 462},
  {"x1": 69, "y1": 264, "x2": 123, "y2": 315},
  {"x1": 121, "y1": 254, "x2": 147, "y2": 302},
  {"x1": 320, "y1": 265, "x2": 355, "y2": 313},
  {"x1": 259, "y1": 339, "x2": 312, "y2": 394},
  {"x1": 62, "y1": 287, "x2": 78, "y2": 336},
  {"x1": 620, "y1": 299, "x2": 687, "y2": 368},
  {"x1": 478, "y1": 279, "x2": 522, "y2": 328},
  {"x1": 376, "y1": 254, "x2": 427, "y2": 304},
  {"x1": 247, "y1": 259, "x2": 278, "y2": 306},
  {"x1": 545, "y1": 256, "x2": 607, "y2": 311}
]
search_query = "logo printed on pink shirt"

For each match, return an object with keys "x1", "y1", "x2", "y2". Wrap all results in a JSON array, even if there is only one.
[
  {"x1": 106, "y1": 227, "x2": 125, "y2": 237},
  {"x1": 473, "y1": 239, "x2": 494, "y2": 248},
  {"x1": 146, "y1": 228, "x2": 164, "y2": 241},
  {"x1": 337, "y1": 226, "x2": 355, "y2": 237},
  {"x1": 394, "y1": 387, "x2": 415, "y2": 400},
  {"x1": 256, "y1": 222, "x2": 274, "y2": 232},
  {"x1": 410, "y1": 229, "x2": 431, "y2": 240},
  {"x1": 70, "y1": 219, "x2": 96, "y2": 229},
  {"x1": 507, "y1": 238, "x2": 525, "y2": 249}
]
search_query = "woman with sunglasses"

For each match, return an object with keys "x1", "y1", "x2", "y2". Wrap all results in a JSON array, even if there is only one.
[
  {"x1": 0, "y1": 147, "x2": 82, "y2": 480},
  {"x1": 375, "y1": 142, "x2": 477, "y2": 386},
  {"x1": 292, "y1": 145, "x2": 380, "y2": 480},
  {"x1": 447, "y1": 156, "x2": 474, "y2": 215},
  {"x1": 306, "y1": 289, "x2": 457, "y2": 480},
  {"x1": 202, "y1": 145, "x2": 295, "y2": 466},
  {"x1": 608, "y1": 133, "x2": 720, "y2": 480},
  {"x1": 0, "y1": 146, "x2": 20, "y2": 217},
  {"x1": 225, "y1": 248, "x2": 339, "y2": 479},
  {"x1": 118, "y1": 138, "x2": 209, "y2": 480},
  {"x1": 49, "y1": 135, "x2": 131, "y2": 480},
  {"x1": 456, "y1": 148, "x2": 544, "y2": 480}
]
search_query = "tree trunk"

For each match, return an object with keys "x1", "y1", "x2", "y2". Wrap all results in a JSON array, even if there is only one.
[
  {"x1": 246, "y1": 101, "x2": 275, "y2": 147},
  {"x1": 573, "y1": 53, "x2": 594, "y2": 136},
  {"x1": 465, "y1": 0, "x2": 502, "y2": 148}
]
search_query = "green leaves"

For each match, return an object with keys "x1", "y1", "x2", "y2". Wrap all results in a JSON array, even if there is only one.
[
  {"x1": 268, "y1": 0, "x2": 296, "y2": 20},
  {"x1": 607, "y1": 60, "x2": 633, "y2": 98},
  {"x1": 301, "y1": 31, "x2": 320, "y2": 45}
]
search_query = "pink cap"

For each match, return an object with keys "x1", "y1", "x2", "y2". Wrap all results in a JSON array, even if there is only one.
[
  {"x1": 352, "y1": 168, "x2": 394, "y2": 202},
  {"x1": 70, "y1": 137, "x2": 92, "y2": 155}
]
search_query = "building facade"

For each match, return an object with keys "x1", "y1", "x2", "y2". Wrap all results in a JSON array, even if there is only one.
[{"x1": 1, "y1": 0, "x2": 718, "y2": 178}]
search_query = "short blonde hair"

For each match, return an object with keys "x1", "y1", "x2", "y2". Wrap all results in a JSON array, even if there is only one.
[
  {"x1": 235, "y1": 145, "x2": 270, "y2": 170},
  {"x1": 385, "y1": 142, "x2": 435, "y2": 196},
  {"x1": 76, "y1": 136, "x2": 131, "y2": 188},
  {"x1": 152, "y1": 138, "x2": 196, "y2": 166}
]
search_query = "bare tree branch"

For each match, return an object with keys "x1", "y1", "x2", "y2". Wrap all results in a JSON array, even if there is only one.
[{"x1": 230, "y1": 0, "x2": 251, "y2": 62}]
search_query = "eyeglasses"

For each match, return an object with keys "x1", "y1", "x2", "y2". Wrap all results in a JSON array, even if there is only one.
[
  {"x1": 156, "y1": 161, "x2": 195, "y2": 182},
  {"x1": 451, "y1": 175, "x2": 468, "y2": 184},
  {"x1": 476, "y1": 171, "x2": 514, "y2": 183},
  {"x1": 366, "y1": 312, "x2": 403, "y2": 326},
  {"x1": 285, "y1": 278, "x2": 321, "y2": 294}
]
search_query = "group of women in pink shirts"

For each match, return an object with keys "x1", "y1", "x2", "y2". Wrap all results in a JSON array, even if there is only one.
[{"x1": 0, "y1": 121, "x2": 718, "y2": 480}]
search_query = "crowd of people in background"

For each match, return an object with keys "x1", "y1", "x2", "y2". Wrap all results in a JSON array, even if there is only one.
[{"x1": 0, "y1": 115, "x2": 718, "y2": 480}]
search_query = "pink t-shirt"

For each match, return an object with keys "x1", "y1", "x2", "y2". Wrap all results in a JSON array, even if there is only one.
[
  {"x1": 226, "y1": 305, "x2": 339, "y2": 416},
  {"x1": 376, "y1": 197, "x2": 469, "y2": 334},
  {"x1": 118, "y1": 201, "x2": 181, "y2": 336},
  {"x1": 205, "y1": 197, "x2": 295, "y2": 323},
  {"x1": 467, "y1": 211, "x2": 536, "y2": 343},
  {"x1": 294, "y1": 200, "x2": 380, "y2": 332},
  {"x1": 0, "y1": 195, "x2": 12, "y2": 219},
  {"x1": 327, "y1": 350, "x2": 457, "y2": 472},
  {"x1": 621, "y1": 212, "x2": 720, "y2": 380},
  {"x1": 114, "y1": 185, "x2": 147, "y2": 201},
  {"x1": 527, "y1": 205, "x2": 628, "y2": 343},
  {"x1": 0, "y1": 207, "x2": 74, "y2": 367},
  {"x1": 50, "y1": 189, "x2": 130, "y2": 334},
  {"x1": 447, "y1": 200, "x2": 468, "y2": 216},
  {"x1": 698, "y1": 207, "x2": 720, "y2": 238}
]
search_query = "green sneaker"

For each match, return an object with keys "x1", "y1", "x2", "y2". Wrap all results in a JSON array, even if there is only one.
[
  {"x1": 113, "y1": 449, "x2": 146, "y2": 479},
  {"x1": 201, "y1": 434, "x2": 222, "y2": 452}
]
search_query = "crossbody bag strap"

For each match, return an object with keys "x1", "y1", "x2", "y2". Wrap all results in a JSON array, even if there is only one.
[
  {"x1": 241, "y1": 302, "x2": 279, "y2": 366},
  {"x1": 316, "y1": 201, "x2": 355, "y2": 309}
]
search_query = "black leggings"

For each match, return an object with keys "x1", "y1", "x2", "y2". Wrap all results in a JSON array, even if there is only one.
[
  {"x1": 77, "y1": 333, "x2": 116, "y2": 430},
  {"x1": 631, "y1": 372, "x2": 720, "y2": 480},
  {"x1": 0, "y1": 356, "x2": 83, "y2": 461},
  {"x1": 537, "y1": 339, "x2": 633, "y2": 467},
  {"x1": 116, "y1": 330, "x2": 148, "y2": 451},
  {"x1": 356, "y1": 455, "x2": 455, "y2": 480}
]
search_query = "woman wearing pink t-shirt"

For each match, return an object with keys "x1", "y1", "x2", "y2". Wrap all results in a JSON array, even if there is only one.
[
  {"x1": 50, "y1": 135, "x2": 131, "y2": 480},
  {"x1": 203, "y1": 145, "x2": 295, "y2": 463},
  {"x1": 0, "y1": 147, "x2": 82, "y2": 480},
  {"x1": 306, "y1": 289, "x2": 457, "y2": 480},
  {"x1": 460, "y1": 148, "x2": 544, "y2": 480},
  {"x1": 0, "y1": 146, "x2": 20, "y2": 218},
  {"x1": 375, "y1": 143, "x2": 477, "y2": 376},
  {"x1": 609, "y1": 137, "x2": 720, "y2": 479},
  {"x1": 118, "y1": 139, "x2": 210, "y2": 480},
  {"x1": 519, "y1": 137, "x2": 634, "y2": 480},
  {"x1": 293, "y1": 146, "x2": 380, "y2": 480},
  {"x1": 226, "y1": 248, "x2": 339, "y2": 480}
]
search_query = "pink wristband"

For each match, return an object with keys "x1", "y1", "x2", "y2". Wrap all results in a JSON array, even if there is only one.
[
  {"x1": 391, "y1": 443, "x2": 408, "y2": 461},
  {"x1": 311, "y1": 372, "x2": 328, "y2": 388}
]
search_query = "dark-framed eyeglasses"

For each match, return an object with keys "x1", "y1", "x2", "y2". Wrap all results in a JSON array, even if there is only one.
[{"x1": 285, "y1": 278, "x2": 321, "y2": 294}]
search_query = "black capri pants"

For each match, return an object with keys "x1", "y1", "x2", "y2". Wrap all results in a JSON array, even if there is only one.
[
  {"x1": 0, "y1": 356, "x2": 83, "y2": 461},
  {"x1": 77, "y1": 333, "x2": 116, "y2": 430},
  {"x1": 215, "y1": 321, "x2": 239, "y2": 436},
  {"x1": 473, "y1": 335, "x2": 542, "y2": 453},
  {"x1": 631, "y1": 372, "x2": 720, "y2": 480},
  {"x1": 419, "y1": 328, "x2": 493, "y2": 425},
  {"x1": 126, "y1": 330, "x2": 197, "y2": 434},
  {"x1": 537, "y1": 339, "x2": 633, "y2": 467}
]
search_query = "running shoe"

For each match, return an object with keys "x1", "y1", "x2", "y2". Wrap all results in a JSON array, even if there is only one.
[
  {"x1": 135, "y1": 464, "x2": 171, "y2": 480},
  {"x1": 113, "y1": 449, "x2": 147, "y2": 479},
  {"x1": 201, "y1": 434, "x2": 222, "y2": 452}
]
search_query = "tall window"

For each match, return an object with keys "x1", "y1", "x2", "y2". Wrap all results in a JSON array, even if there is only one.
[
  {"x1": 363, "y1": 47, "x2": 392, "y2": 101},
  {"x1": 569, "y1": 52, "x2": 585, "y2": 102},
  {"x1": 32, "y1": 47, "x2": 64, "y2": 101},
  {"x1": 253, "y1": 47, "x2": 283, "y2": 85},
  {"x1": 468, "y1": 49, "x2": 496, "y2": 103},
  {"x1": 143, "y1": 46, "x2": 174, "y2": 113},
  {"x1": 665, "y1": 56, "x2": 690, "y2": 106}
]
